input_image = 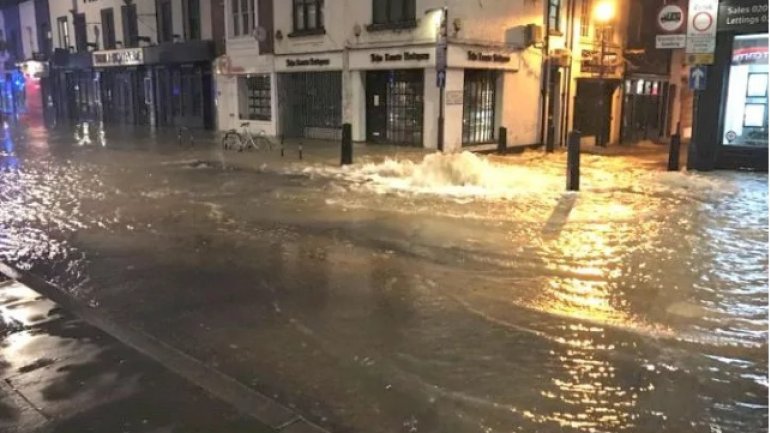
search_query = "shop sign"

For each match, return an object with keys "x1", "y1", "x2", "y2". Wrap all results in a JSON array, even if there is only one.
[
  {"x1": 686, "y1": 0, "x2": 718, "y2": 55},
  {"x1": 370, "y1": 51, "x2": 430, "y2": 63},
  {"x1": 686, "y1": 52, "x2": 715, "y2": 65},
  {"x1": 731, "y1": 37, "x2": 768, "y2": 65},
  {"x1": 718, "y1": 0, "x2": 768, "y2": 33},
  {"x1": 92, "y1": 48, "x2": 144, "y2": 67},
  {"x1": 467, "y1": 51, "x2": 511, "y2": 63},
  {"x1": 580, "y1": 49, "x2": 619, "y2": 75},
  {"x1": 286, "y1": 57, "x2": 330, "y2": 67}
]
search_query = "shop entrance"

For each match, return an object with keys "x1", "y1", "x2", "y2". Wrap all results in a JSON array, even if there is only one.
[
  {"x1": 574, "y1": 78, "x2": 618, "y2": 145},
  {"x1": 279, "y1": 72, "x2": 341, "y2": 140},
  {"x1": 365, "y1": 69, "x2": 423, "y2": 146}
]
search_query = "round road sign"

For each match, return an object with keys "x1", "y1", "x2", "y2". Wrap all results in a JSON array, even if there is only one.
[
  {"x1": 692, "y1": 11, "x2": 714, "y2": 32},
  {"x1": 657, "y1": 4, "x2": 685, "y2": 33}
]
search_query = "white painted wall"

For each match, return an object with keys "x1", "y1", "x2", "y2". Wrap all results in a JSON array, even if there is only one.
[{"x1": 19, "y1": 0, "x2": 37, "y2": 59}]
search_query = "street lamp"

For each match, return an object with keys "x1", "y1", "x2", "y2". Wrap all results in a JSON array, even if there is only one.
[{"x1": 593, "y1": 0, "x2": 615, "y2": 147}]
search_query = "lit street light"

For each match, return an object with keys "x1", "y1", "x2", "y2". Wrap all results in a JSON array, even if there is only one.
[{"x1": 593, "y1": 0, "x2": 615, "y2": 147}]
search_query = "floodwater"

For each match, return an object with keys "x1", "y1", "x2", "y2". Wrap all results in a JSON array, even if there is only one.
[{"x1": 0, "y1": 124, "x2": 767, "y2": 433}]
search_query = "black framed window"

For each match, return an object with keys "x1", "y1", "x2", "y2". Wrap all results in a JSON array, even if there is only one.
[
  {"x1": 101, "y1": 8, "x2": 116, "y2": 49},
  {"x1": 157, "y1": 0, "x2": 173, "y2": 43},
  {"x1": 386, "y1": 70, "x2": 423, "y2": 146},
  {"x1": 240, "y1": 75, "x2": 271, "y2": 121},
  {"x1": 580, "y1": 0, "x2": 591, "y2": 37},
  {"x1": 57, "y1": 16, "x2": 70, "y2": 50},
  {"x1": 73, "y1": 13, "x2": 87, "y2": 52},
  {"x1": 230, "y1": 0, "x2": 254, "y2": 36},
  {"x1": 372, "y1": 0, "x2": 415, "y2": 25},
  {"x1": 121, "y1": 4, "x2": 139, "y2": 47},
  {"x1": 183, "y1": 0, "x2": 201, "y2": 40},
  {"x1": 293, "y1": 0, "x2": 324, "y2": 33},
  {"x1": 548, "y1": 0, "x2": 561, "y2": 33},
  {"x1": 462, "y1": 70, "x2": 497, "y2": 145}
]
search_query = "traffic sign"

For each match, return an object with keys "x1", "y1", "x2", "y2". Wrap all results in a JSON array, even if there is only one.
[
  {"x1": 436, "y1": 70, "x2": 446, "y2": 88},
  {"x1": 657, "y1": 3, "x2": 686, "y2": 33},
  {"x1": 689, "y1": 65, "x2": 707, "y2": 90},
  {"x1": 687, "y1": 0, "x2": 718, "y2": 55},
  {"x1": 656, "y1": 34, "x2": 686, "y2": 49}
]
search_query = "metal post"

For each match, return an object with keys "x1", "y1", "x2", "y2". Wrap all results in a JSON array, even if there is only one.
[
  {"x1": 598, "y1": 26, "x2": 607, "y2": 147},
  {"x1": 280, "y1": 134, "x2": 285, "y2": 157},
  {"x1": 668, "y1": 133, "x2": 681, "y2": 171},
  {"x1": 438, "y1": 86, "x2": 445, "y2": 152},
  {"x1": 567, "y1": 130, "x2": 581, "y2": 191},
  {"x1": 341, "y1": 123, "x2": 353, "y2": 165},
  {"x1": 497, "y1": 127, "x2": 507, "y2": 153},
  {"x1": 298, "y1": 143, "x2": 303, "y2": 160}
]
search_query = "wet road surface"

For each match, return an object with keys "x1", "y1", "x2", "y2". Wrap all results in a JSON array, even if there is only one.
[{"x1": 0, "y1": 124, "x2": 767, "y2": 432}]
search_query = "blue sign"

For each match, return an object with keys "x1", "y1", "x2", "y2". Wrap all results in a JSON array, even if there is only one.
[
  {"x1": 436, "y1": 70, "x2": 446, "y2": 88},
  {"x1": 689, "y1": 65, "x2": 707, "y2": 90}
]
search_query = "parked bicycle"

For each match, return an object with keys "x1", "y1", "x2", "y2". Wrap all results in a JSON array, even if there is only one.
[{"x1": 222, "y1": 122, "x2": 273, "y2": 152}]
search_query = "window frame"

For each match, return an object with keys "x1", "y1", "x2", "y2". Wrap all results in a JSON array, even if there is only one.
[
  {"x1": 548, "y1": 0, "x2": 562, "y2": 35},
  {"x1": 122, "y1": 4, "x2": 139, "y2": 47},
  {"x1": 183, "y1": 0, "x2": 201, "y2": 41},
  {"x1": 57, "y1": 16, "x2": 70, "y2": 50},
  {"x1": 240, "y1": 75, "x2": 272, "y2": 121},
  {"x1": 157, "y1": 0, "x2": 174, "y2": 43},
  {"x1": 579, "y1": 0, "x2": 591, "y2": 37},
  {"x1": 101, "y1": 8, "x2": 116, "y2": 49},
  {"x1": 230, "y1": 0, "x2": 254, "y2": 37},
  {"x1": 369, "y1": 0, "x2": 417, "y2": 30},
  {"x1": 290, "y1": 0, "x2": 325, "y2": 36}
]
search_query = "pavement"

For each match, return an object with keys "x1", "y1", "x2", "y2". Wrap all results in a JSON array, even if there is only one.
[{"x1": 0, "y1": 277, "x2": 320, "y2": 433}]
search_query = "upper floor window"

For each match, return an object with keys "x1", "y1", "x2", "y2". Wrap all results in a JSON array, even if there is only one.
[
  {"x1": 122, "y1": 4, "x2": 139, "y2": 47},
  {"x1": 183, "y1": 0, "x2": 201, "y2": 40},
  {"x1": 157, "y1": 0, "x2": 174, "y2": 43},
  {"x1": 231, "y1": 0, "x2": 255, "y2": 37},
  {"x1": 57, "y1": 16, "x2": 70, "y2": 50},
  {"x1": 372, "y1": 0, "x2": 415, "y2": 25},
  {"x1": 101, "y1": 8, "x2": 116, "y2": 49},
  {"x1": 292, "y1": 0, "x2": 324, "y2": 34},
  {"x1": 548, "y1": 0, "x2": 561, "y2": 33},
  {"x1": 580, "y1": 0, "x2": 591, "y2": 37}
]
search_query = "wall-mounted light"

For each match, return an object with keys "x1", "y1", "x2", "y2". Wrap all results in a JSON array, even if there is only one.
[
  {"x1": 275, "y1": 30, "x2": 283, "y2": 41},
  {"x1": 353, "y1": 24, "x2": 362, "y2": 37},
  {"x1": 453, "y1": 18, "x2": 462, "y2": 34}
]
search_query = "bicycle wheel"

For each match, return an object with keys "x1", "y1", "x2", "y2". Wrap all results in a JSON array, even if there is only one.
[{"x1": 223, "y1": 133, "x2": 241, "y2": 150}]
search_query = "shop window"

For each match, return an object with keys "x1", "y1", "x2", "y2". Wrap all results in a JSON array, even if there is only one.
[
  {"x1": 239, "y1": 75, "x2": 271, "y2": 121},
  {"x1": 292, "y1": 0, "x2": 324, "y2": 34},
  {"x1": 462, "y1": 70, "x2": 497, "y2": 145},
  {"x1": 231, "y1": 0, "x2": 254, "y2": 37},
  {"x1": 183, "y1": 0, "x2": 201, "y2": 40},
  {"x1": 372, "y1": 0, "x2": 416, "y2": 26},
  {"x1": 57, "y1": 16, "x2": 70, "y2": 50},
  {"x1": 386, "y1": 70, "x2": 423, "y2": 145},
  {"x1": 722, "y1": 34, "x2": 769, "y2": 147},
  {"x1": 548, "y1": 0, "x2": 561, "y2": 33},
  {"x1": 101, "y1": 8, "x2": 116, "y2": 49}
]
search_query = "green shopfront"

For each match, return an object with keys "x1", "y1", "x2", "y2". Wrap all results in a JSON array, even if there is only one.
[{"x1": 689, "y1": 0, "x2": 768, "y2": 170}]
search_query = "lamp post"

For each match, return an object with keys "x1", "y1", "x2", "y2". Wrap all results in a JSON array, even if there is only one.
[
  {"x1": 426, "y1": 7, "x2": 448, "y2": 152},
  {"x1": 593, "y1": 0, "x2": 615, "y2": 147}
]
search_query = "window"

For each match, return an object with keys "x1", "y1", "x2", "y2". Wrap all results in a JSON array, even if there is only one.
[
  {"x1": 157, "y1": 0, "x2": 173, "y2": 43},
  {"x1": 293, "y1": 0, "x2": 324, "y2": 33},
  {"x1": 372, "y1": 0, "x2": 415, "y2": 25},
  {"x1": 548, "y1": 0, "x2": 561, "y2": 33},
  {"x1": 240, "y1": 75, "x2": 271, "y2": 120},
  {"x1": 462, "y1": 70, "x2": 497, "y2": 145},
  {"x1": 74, "y1": 13, "x2": 87, "y2": 51},
  {"x1": 122, "y1": 4, "x2": 139, "y2": 47},
  {"x1": 722, "y1": 34, "x2": 769, "y2": 147},
  {"x1": 57, "y1": 16, "x2": 70, "y2": 50},
  {"x1": 183, "y1": 0, "x2": 201, "y2": 40},
  {"x1": 101, "y1": 8, "x2": 116, "y2": 49},
  {"x1": 580, "y1": 0, "x2": 591, "y2": 37},
  {"x1": 231, "y1": 0, "x2": 254, "y2": 37}
]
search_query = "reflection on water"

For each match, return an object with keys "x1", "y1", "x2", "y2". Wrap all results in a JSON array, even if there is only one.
[{"x1": 0, "y1": 124, "x2": 766, "y2": 433}]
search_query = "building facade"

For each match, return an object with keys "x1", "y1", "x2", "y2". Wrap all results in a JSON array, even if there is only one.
[{"x1": 48, "y1": 0, "x2": 224, "y2": 129}]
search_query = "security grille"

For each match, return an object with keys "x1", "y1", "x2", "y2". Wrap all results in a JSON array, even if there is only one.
[
  {"x1": 386, "y1": 70, "x2": 423, "y2": 146},
  {"x1": 462, "y1": 69, "x2": 497, "y2": 145}
]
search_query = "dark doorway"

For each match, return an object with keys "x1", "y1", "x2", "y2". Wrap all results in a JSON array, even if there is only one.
[
  {"x1": 620, "y1": 78, "x2": 670, "y2": 143},
  {"x1": 574, "y1": 78, "x2": 617, "y2": 145},
  {"x1": 365, "y1": 69, "x2": 423, "y2": 146}
]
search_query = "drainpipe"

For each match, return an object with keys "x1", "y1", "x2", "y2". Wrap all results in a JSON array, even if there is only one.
[{"x1": 539, "y1": 0, "x2": 552, "y2": 148}]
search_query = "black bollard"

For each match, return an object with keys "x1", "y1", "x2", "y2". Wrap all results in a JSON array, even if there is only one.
[
  {"x1": 497, "y1": 127, "x2": 507, "y2": 153},
  {"x1": 341, "y1": 123, "x2": 353, "y2": 165},
  {"x1": 280, "y1": 134, "x2": 285, "y2": 157},
  {"x1": 567, "y1": 130, "x2": 581, "y2": 191},
  {"x1": 668, "y1": 133, "x2": 681, "y2": 171},
  {"x1": 299, "y1": 143, "x2": 303, "y2": 160},
  {"x1": 177, "y1": 128, "x2": 182, "y2": 146}
]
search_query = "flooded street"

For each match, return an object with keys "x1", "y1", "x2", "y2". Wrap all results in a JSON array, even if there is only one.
[{"x1": 0, "y1": 124, "x2": 767, "y2": 433}]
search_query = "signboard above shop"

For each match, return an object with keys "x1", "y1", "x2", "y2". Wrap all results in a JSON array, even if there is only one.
[
  {"x1": 349, "y1": 47, "x2": 434, "y2": 70},
  {"x1": 92, "y1": 48, "x2": 144, "y2": 68},
  {"x1": 718, "y1": 0, "x2": 769, "y2": 33}
]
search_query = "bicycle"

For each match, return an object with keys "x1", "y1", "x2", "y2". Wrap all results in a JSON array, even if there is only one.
[{"x1": 222, "y1": 122, "x2": 273, "y2": 152}]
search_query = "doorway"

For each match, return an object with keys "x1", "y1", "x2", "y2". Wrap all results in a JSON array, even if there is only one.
[
  {"x1": 574, "y1": 78, "x2": 617, "y2": 145},
  {"x1": 365, "y1": 69, "x2": 423, "y2": 146}
]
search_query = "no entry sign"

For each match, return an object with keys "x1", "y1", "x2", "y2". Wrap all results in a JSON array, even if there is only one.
[{"x1": 686, "y1": 0, "x2": 718, "y2": 62}]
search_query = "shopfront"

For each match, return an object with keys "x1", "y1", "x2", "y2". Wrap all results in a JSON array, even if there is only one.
[
  {"x1": 621, "y1": 77, "x2": 675, "y2": 143},
  {"x1": 50, "y1": 50, "x2": 96, "y2": 124},
  {"x1": 93, "y1": 48, "x2": 150, "y2": 126},
  {"x1": 351, "y1": 47, "x2": 432, "y2": 146},
  {"x1": 276, "y1": 52, "x2": 343, "y2": 140},
  {"x1": 689, "y1": 0, "x2": 768, "y2": 170}
]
